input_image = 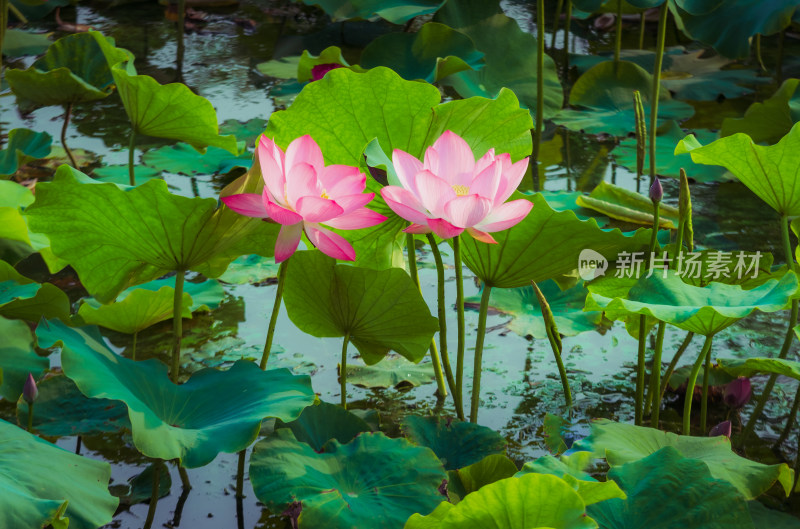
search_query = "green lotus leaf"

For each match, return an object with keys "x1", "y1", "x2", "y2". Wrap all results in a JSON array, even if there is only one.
[
  {"x1": 540, "y1": 191, "x2": 610, "y2": 225},
  {"x1": 298, "y1": 45, "x2": 367, "y2": 82},
  {"x1": 0, "y1": 316, "x2": 48, "y2": 401},
  {"x1": 717, "y1": 357, "x2": 800, "y2": 381},
  {"x1": 256, "y1": 55, "x2": 303, "y2": 79},
  {"x1": 667, "y1": 362, "x2": 735, "y2": 389},
  {"x1": 405, "y1": 473, "x2": 597, "y2": 529},
  {"x1": 142, "y1": 142, "x2": 251, "y2": 175},
  {"x1": 402, "y1": 415, "x2": 506, "y2": 470},
  {"x1": 720, "y1": 79, "x2": 800, "y2": 145},
  {"x1": 670, "y1": 0, "x2": 798, "y2": 59},
  {"x1": 283, "y1": 250, "x2": 439, "y2": 365},
  {"x1": 92, "y1": 164, "x2": 163, "y2": 185},
  {"x1": 218, "y1": 254, "x2": 280, "y2": 284},
  {"x1": 576, "y1": 181, "x2": 680, "y2": 228},
  {"x1": 361, "y1": 22, "x2": 484, "y2": 83},
  {"x1": 0, "y1": 418, "x2": 118, "y2": 529},
  {"x1": 36, "y1": 319, "x2": 316, "y2": 467},
  {"x1": 459, "y1": 193, "x2": 652, "y2": 288},
  {"x1": 0, "y1": 181, "x2": 41, "y2": 255},
  {"x1": 2, "y1": 28, "x2": 51, "y2": 57},
  {"x1": 295, "y1": 0, "x2": 446, "y2": 24},
  {"x1": 346, "y1": 354, "x2": 436, "y2": 388},
  {"x1": 110, "y1": 461, "x2": 171, "y2": 508},
  {"x1": 25, "y1": 169, "x2": 280, "y2": 303},
  {"x1": 10, "y1": 0, "x2": 69, "y2": 22},
  {"x1": 613, "y1": 121, "x2": 728, "y2": 182},
  {"x1": 677, "y1": 121, "x2": 800, "y2": 216},
  {"x1": 0, "y1": 128, "x2": 52, "y2": 177},
  {"x1": 436, "y1": 3, "x2": 563, "y2": 119},
  {"x1": 516, "y1": 453, "x2": 625, "y2": 506},
  {"x1": 111, "y1": 64, "x2": 238, "y2": 154},
  {"x1": 0, "y1": 260, "x2": 70, "y2": 322},
  {"x1": 16, "y1": 374, "x2": 130, "y2": 436},
  {"x1": 582, "y1": 419, "x2": 794, "y2": 498},
  {"x1": 748, "y1": 501, "x2": 800, "y2": 528},
  {"x1": 275, "y1": 401, "x2": 370, "y2": 452},
  {"x1": 588, "y1": 446, "x2": 754, "y2": 529},
  {"x1": 553, "y1": 61, "x2": 694, "y2": 136},
  {"x1": 219, "y1": 118, "x2": 269, "y2": 147},
  {"x1": 452, "y1": 454, "x2": 518, "y2": 497},
  {"x1": 132, "y1": 276, "x2": 225, "y2": 310},
  {"x1": 465, "y1": 280, "x2": 603, "y2": 339},
  {"x1": 250, "y1": 428, "x2": 447, "y2": 529},
  {"x1": 77, "y1": 285, "x2": 193, "y2": 334},
  {"x1": 571, "y1": 0, "x2": 612, "y2": 11},
  {"x1": 585, "y1": 270, "x2": 798, "y2": 336},
  {"x1": 6, "y1": 32, "x2": 129, "y2": 112}
]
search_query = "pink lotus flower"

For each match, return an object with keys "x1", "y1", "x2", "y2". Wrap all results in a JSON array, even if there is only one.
[
  {"x1": 222, "y1": 135, "x2": 387, "y2": 262},
  {"x1": 379, "y1": 131, "x2": 533, "y2": 243}
]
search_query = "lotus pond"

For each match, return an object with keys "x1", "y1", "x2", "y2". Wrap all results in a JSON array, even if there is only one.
[{"x1": 4, "y1": 0, "x2": 800, "y2": 528}]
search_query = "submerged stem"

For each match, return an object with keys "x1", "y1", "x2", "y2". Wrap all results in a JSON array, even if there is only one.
[
  {"x1": 340, "y1": 332, "x2": 351, "y2": 409},
  {"x1": 683, "y1": 335, "x2": 714, "y2": 435},
  {"x1": 470, "y1": 284, "x2": 492, "y2": 423},
  {"x1": 236, "y1": 449, "x2": 245, "y2": 498},
  {"x1": 454, "y1": 235, "x2": 466, "y2": 418},
  {"x1": 61, "y1": 103, "x2": 78, "y2": 169},
  {"x1": 142, "y1": 462, "x2": 161, "y2": 529},
  {"x1": 261, "y1": 259, "x2": 288, "y2": 369},
  {"x1": 648, "y1": 3, "x2": 669, "y2": 181},
  {"x1": 427, "y1": 234, "x2": 458, "y2": 412},
  {"x1": 170, "y1": 271, "x2": 185, "y2": 383},
  {"x1": 128, "y1": 129, "x2": 136, "y2": 186}
]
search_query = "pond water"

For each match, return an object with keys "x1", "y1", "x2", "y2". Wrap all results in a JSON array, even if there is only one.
[{"x1": 2, "y1": 0, "x2": 800, "y2": 527}]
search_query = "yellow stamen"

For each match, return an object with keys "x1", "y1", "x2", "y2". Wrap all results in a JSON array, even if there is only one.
[
  {"x1": 321, "y1": 190, "x2": 330, "y2": 199},
  {"x1": 451, "y1": 184, "x2": 470, "y2": 196}
]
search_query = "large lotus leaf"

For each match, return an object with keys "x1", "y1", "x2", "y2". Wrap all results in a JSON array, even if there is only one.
[
  {"x1": 576, "y1": 181, "x2": 680, "y2": 228},
  {"x1": 452, "y1": 454, "x2": 519, "y2": 497},
  {"x1": 219, "y1": 118, "x2": 269, "y2": 147},
  {"x1": 0, "y1": 181, "x2": 41, "y2": 252},
  {"x1": 25, "y1": 169, "x2": 280, "y2": 303},
  {"x1": 142, "y1": 142, "x2": 252, "y2": 175},
  {"x1": 283, "y1": 250, "x2": 439, "y2": 365},
  {"x1": 748, "y1": 501, "x2": 800, "y2": 528},
  {"x1": 405, "y1": 473, "x2": 597, "y2": 529},
  {"x1": 588, "y1": 446, "x2": 754, "y2": 529},
  {"x1": 296, "y1": 0, "x2": 446, "y2": 24},
  {"x1": 458, "y1": 193, "x2": 652, "y2": 288},
  {"x1": 347, "y1": 354, "x2": 436, "y2": 388},
  {"x1": 0, "y1": 128, "x2": 52, "y2": 177},
  {"x1": 582, "y1": 419, "x2": 794, "y2": 498},
  {"x1": 553, "y1": 61, "x2": 694, "y2": 136},
  {"x1": 92, "y1": 164, "x2": 163, "y2": 185},
  {"x1": 16, "y1": 375, "x2": 130, "y2": 436},
  {"x1": 77, "y1": 285, "x2": 193, "y2": 334},
  {"x1": 250, "y1": 428, "x2": 447, "y2": 529},
  {"x1": 0, "y1": 418, "x2": 118, "y2": 529},
  {"x1": 613, "y1": 121, "x2": 728, "y2": 182},
  {"x1": 2, "y1": 28, "x2": 51, "y2": 57},
  {"x1": 361, "y1": 22, "x2": 484, "y2": 83},
  {"x1": 717, "y1": 357, "x2": 800, "y2": 381},
  {"x1": 0, "y1": 316, "x2": 48, "y2": 402},
  {"x1": 676, "y1": 122, "x2": 800, "y2": 216},
  {"x1": 435, "y1": 6, "x2": 563, "y2": 119},
  {"x1": 585, "y1": 270, "x2": 798, "y2": 336},
  {"x1": 110, "y1": 462, "x2": 171, "y2": 508},
  {"x1": 218, "y1": 254, "x2": 280, "y2": 284},
  {"x1": 402, "y1": 415, "x2": 506, "y2": 470},
  {"x1": 36, "y1": 319, "x2": 316, "y2": 468},
  {"x1": 111, "y1": 64, "x2": 238, "y2": 154},
  {"x1": 720, "y1": 79, "x2": 800, "y2": 145},
  {"x1": 465, "y1": 280, "x2": 603, "y2": 339},
  {"x1": 669, "y1": 0, "x2": 798, "y2": 59},
  {"x1": 122, "y1": 276, "x2": 225, "y2": 311},
  {"x1": 6, "y1": 32, "x2": 129, "y2": 112},
  {"x1": 296, "y1": 46, "x2": 367, "y2": 83},
  {"x1": 275, "y1": 401, "x2": 370, "y2": 452},
  {"x1": 0, "y1": 260, "x2": 70, "y2": 322}
]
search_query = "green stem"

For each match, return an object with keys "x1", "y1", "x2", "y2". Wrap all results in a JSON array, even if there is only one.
[
  {"x1": 470, "y1": 284, "x2": 492, "y2": 423},
  {"x1": 659, "y1": 331, "x2": 694, "y2": 402},
  {"x1": 128, "y1": 129, "x2": 136, "y2": 186},
  {"x1": 647, "y1": 321, "x2": 665, "y2": 425},
  {"x1": 613, "y1": 0, "x2": 622, "y2": 67},
  {"x1": 648, "y1": 3, "x2": 668, "y2": 181},
  {"x1": 755, "y1": 34, "x2": 767, "y2": 72},
  {"x1": 27, "y1": 402, "x2": 33, "y2": 432},
  {"x1": 142, "y1": 462, "x2": 161, "y2": 529},
  {"x1": 700, "y1": 340, "x2": 712, "y2": 433},
  {"x1": 532, "y1": 0, "x2": 545, "y2": 191},
  {"x1": 235, "y1": 449, "x2": 245, "y2": 498},
  {"x1": 532, "y1": 281, "x2": 571, "y2": 407},
  {"x1": 636, "y1": 316, "x2": 647, "y2": 425},
  {"x1": 406, "y1": 233, "x2": 419, "y2": 288},
  {"x1": 131, "y1": 331, "x2": 138, "y2": 361},
  {"x1": 7, "y1": 0, "x2": 24, "y2": 23},
  {"x1": 684, "y1": 335, "x2": 714, "y2": 435},
  {"x1": 341, "y1": 332, "x2": 350, "y2": 409},
  {"x1": 178, "y1": 464, "x2": 191, "y2": 489},
  {"x1": 454, "y1": 235, "x2": 466, "y2": 418},
  {"x1": 427, "y1": 234, "x2": 458, "y2": 413},
  {"x1": 638, "y1": 11, "x2": 645, "y2": 49},
  {"x1": 774, "y1": 383, "x2": 800, "y2": 449},
  {"x1": 260, "y1": 259, "x2": 288, "y2": 369},
  {"x1": 61, "y1": 103, "x2": 78, "y2": 169},
  {"x1": 176, "y1": 0, "x2": 185, "y2": 76},
  {"x1": 551, "y1": 0, "x2": 563, "y2": 50},
  {"x1": 564, "y1": 0, "x2": 572, "y2": 75},
  {"x1": 0, "y1": 0, "x2": 8, "y2": 78},
  {"x1": 170, "y1": 270, "x2": 185, "y2": 383}
]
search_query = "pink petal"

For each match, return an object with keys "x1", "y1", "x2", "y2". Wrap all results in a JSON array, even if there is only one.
[
  {"x1": 320, "y1": 165, "x2": 366, "y2": 196},
  {"x1": 474, "y1": 148, "x2": 496, "y2": 174},
  {"x1": 476, "y1": 199, "x2": 534, "y2": 232},
  {"x1": 334, "y1": 193, "x2": 374, "y2": 215},
  {"x1": 265, "y1": 199, "x2": 304, "y2": 225},
  {"x1": 221, "y1": 193, "x2": 270, "y2": 218},
  {"x1": 295, "y1": 196, "x2": 344, "y2": 223},
  {"x1": 444, "y1": 194, "x2": 492, "y2": 228},
  {"x1": 415, "y1": 170, "x2": 456, "y2": 218},
  {"x1": 495, "y1": 155, "x2": 530, "y2": 206},
  {"x1": 258, "y1": 138, "x2": 286, "y2": 203},
  {"x1": 381, "y1": 186, "x2": 432, "y2": 225},
  {"x1": 427, "y1": 218, "x2": 464, "y2": 239},
  {"x1": 466, "y1": 227, "x2": 498, "y2": 244},
  {"x1": 469, "y1": 161, "x2": 502, "y2": 200},
  {"x1": 305, "y1": 224, "x2": 356, "y2": 261},
  {"x1": 392, "y1": 149, "x2": 424, "y2": 194},
  {"x1": 259, "y1": 135, "x2": 286, "y2": 174},
  {"x1": 423, "y1": 147, "x2": 440, "y2": 176},
  {"x1": 430, "y1": 130, "x2": 475, "y2": 186},
  {"x1": 324, "y1": 208, "x2": 387, "y2": 230},
  {"x1": 285, "y1": 135, "x2": 324, "y2": 173},
  {"x1": 275, "y1": 223, "x2": 303, "y2": 263},
  {"x1": 403, "y1": 223, "x2": 432, "y2": 234},
  {"x1": 286, "y1": 163, "x2": 320, "y2": 207}
]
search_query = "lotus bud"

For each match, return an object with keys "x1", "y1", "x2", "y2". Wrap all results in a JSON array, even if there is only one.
[
  {"x1": 724, "y1": 377, "x2": 751, "y2": 409},
  {"x1": 649, "y1": 177, "x2": 663, "y2": 204},
  {"x1": 311, "y1": 63, "x2": 344, "y2": 81},
  {"x1": 708, "y1": 420, "x2": 732, "y2": 438},
  {"x1": 23, "y1": 373, "x2": 38, "y2": 405}
]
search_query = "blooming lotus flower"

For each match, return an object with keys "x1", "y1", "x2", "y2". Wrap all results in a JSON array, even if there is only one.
[
  {"x1": 222, "y1": 135, "x2": 387, "y2": 262},
  {"x1": 380, "y1": 130, "x2": 533, "y2": 243}
]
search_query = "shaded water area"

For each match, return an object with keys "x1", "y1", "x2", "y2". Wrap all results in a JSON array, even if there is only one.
[{"x1": 2, "y1": 0, "x2": 800, "y2": 526}]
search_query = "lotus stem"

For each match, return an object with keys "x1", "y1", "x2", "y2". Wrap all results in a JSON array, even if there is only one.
[
  {"x1": 532, "y1": 281, "x2": 572, "y2": 408},
  {"x1": 659, "y1": 331, "x2": 694, "y2": 402},
  {"x1": 170, "y1": 270, "x2": 185, "y2": 383},
  {"x1": 700, "y1": 341, "x2": 712, "y2": 432},
  {"x1": 470, "y1": 283, "x2": 492, "y2": 423},
  {"x1": 235, "y1": 448, "x2": 245, "y2": 499},
  {"x1": 635, "y1": 317, "x2": 647, "y2": 425},
  {"x1": 131, "y1": 331, "x2": 138, "y2": 361},
  {"x1": 564, "y1": 0, "x2": 572, "y2": 75},
  {"x1": 648, "y1": 3, "x2": 668, "y2": 182},
  {"x1": 755, "y1": 34, "x2": 767, "y2": 72},
  {"x1": 454, "y1": 235, "x2": 466, "y2": 419},
  {"x1": 0, "y1": 0, "x2": 7, "y2": 77},
  {"x1": 26, "y1": 402, "x2": 33, "y2": 432},
  {"x1": 774, "y1": 384, "x2": 800, "y2": 449},
  {"x1": 143, "y1": 462, "x2": 161, "y2": 529},
  {"x1": 261, "y1": 259, "x2": 288, "y2": 369},
  {"x1": 682, "y1": 335, "x2": 714, "y2": 434},
  {"x1": 646, "y1": 322, "x2": 665, "y2": 424},
  {"x1": 7, "y1": 0, "x2": 24, "y2": 23},
  {"x1": 633, "y1": 91, "x2": 646, "y2": 194},
  {"x1": 61, "y1": 103, "x2": 78, "y2": 169},
  {"x1": 176, "y1": 0, "x2": 186, "y2": 77},
  {"x1": 427, "y1": 234, "x2": 458, "y2": 412},
  {"x1": 613, "y1": 0, "x2": 622, "y2": 68},
  {"x1": 128, "y1": 130, "x2": 136, "y2": 186},
  {"x1": 532, "y1": 0, "x2": 545, "y2": 191},
  {"x1": 341, "y1": 332, "x2": 351, "y2": 409},
  {"x1": 178, "y1": 464, "x2": 191, "y2": 489},
  {"x1": 551, "y1": 0, "x2": 563, "y2": 50},
  {"x1": 638, "y1": 11, "x2": 645, "y2": 49},
  {"x1": 75, "y1": 436, "x2": 82, "y2": 454}
]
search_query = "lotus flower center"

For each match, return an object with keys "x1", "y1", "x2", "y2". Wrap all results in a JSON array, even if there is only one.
[
  {"x1": 451, "y1": 185, "x2": 470, "y2": 196},
  {"x1": 321, "y1": 190, "x2": 330, "y2": 200}
]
